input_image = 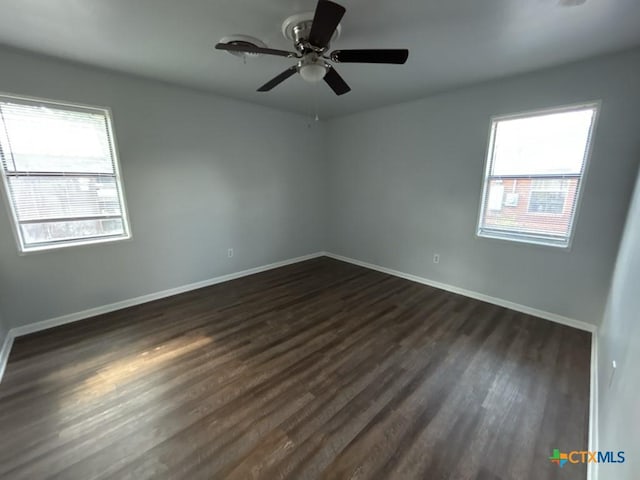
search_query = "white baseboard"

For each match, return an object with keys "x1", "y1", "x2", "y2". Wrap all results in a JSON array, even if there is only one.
[
  {"x1": 588, "y1": 332, "x2": 599, "y2": 480},
  {"x1": 325, "y1": 252, "x2": 597, "y2": 333},
  {"x1": 1, "y1": 249, "x2": 598, "y2": 390},
  {"x1": 11, "y1": 251, "x2": 325, "y2": 338},
  {"x1": 0, "y1": 331, "x2": 14, "y2": 382},
  {"x1": 0, "y1": 251, "x2": 324, "y2": 383}
]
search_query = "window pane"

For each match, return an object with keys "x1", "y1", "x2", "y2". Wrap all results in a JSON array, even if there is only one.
[
  {"x1": 0, "y1": 103, "x2": 115, "y2": 174},
  {"x1": 492, "y1": 109, "x2": 594, "y2": 176},
  {"x1": 481, "y1": 177, "x2": 579, "y2": 239},
  {"x1": 9, "y1": 176, "x2": 122, "y2": 221},
  {"x1": 21, "y1": 218, "x2": 125, "y2": 246},
  {"x1": 530, "y1": 178, "x2": 569, "y2": 191},
  {"x1": 528, "y1": 192, "x2": 566, "y2": 214}
]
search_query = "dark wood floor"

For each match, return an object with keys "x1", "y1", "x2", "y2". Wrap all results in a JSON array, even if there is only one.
[{"x1": 0, "y1": 257, "x2": 591, "y2": 480}]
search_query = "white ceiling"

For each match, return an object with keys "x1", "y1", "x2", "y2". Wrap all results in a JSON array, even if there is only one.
[{"x1": 0, "y1": 0, "x2": 639, "y2": 118}]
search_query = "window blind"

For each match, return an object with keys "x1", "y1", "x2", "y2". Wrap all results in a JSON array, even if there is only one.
[
  {"x1": 477, "y1": 104, "x2": 598, "y2": 248},
  {"x1": 0, "y1": 96, "x2": 130, "y2": 252}
]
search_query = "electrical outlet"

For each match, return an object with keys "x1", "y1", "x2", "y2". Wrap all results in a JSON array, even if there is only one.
[
  {"x1": 227, "y1": 248, "x2": 234, "y2": 258},
  {"x1": 433, "y1": 254, "x2": 440, "y2": 264}
]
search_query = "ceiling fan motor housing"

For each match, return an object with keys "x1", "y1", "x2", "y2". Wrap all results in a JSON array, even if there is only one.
[
  {"x1": 293, "y1": 21, "x2": 314, "y2": 48},
  {"x1": 282, "y1": 13, "x2": 341, "y2": 53}
]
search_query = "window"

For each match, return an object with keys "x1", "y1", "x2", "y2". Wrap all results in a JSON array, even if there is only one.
[
  {"x1": 0, "y1": 94, "x2": 130, "y2": 252},
  {"x1": 477, "y1": 103, "x2": 598, "y2": 248}
]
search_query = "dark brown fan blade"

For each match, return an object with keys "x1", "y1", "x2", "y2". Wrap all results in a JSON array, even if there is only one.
[
  {"x1": 215, "y1": 43, "x2": 296, "y2": 58},
  {"x1": 330, "y1": 49, "x2": 409, "y2": 64},
  {"x1": 308, "y1": 0, "x2": 346, "y2": 49},
  {"x1": 257, "y1": 66, "x2": 298, "y2": 92},
  {"x1": 324, "y1": 66, "x2": 351, "y2": 96}
]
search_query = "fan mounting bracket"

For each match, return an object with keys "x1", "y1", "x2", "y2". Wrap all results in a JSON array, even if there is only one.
[{"x1": 282, "y1": 12, "x2": 341, "y2": 51}]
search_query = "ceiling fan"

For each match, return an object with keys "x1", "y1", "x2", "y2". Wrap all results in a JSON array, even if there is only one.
[{"x1": 215, "y1": 0, "x2": 409, "y2": 96}]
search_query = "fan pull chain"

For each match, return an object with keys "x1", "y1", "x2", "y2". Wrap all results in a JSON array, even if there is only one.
[{"x1": 314, "y1": 84, "x2": 320, "y2": 122}]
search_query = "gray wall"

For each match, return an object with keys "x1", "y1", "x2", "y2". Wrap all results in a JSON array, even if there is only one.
[
  {"x1": 326, "y1": 49, "x2": 640, "y2": 325},
  {"x1": 1, "y1": 45, "x2": 639, "y2": 333},
  {"x1": 597, "y1": 169, "x2": 640, "y2": 478},
  {"x1": 0, "y1": 47, "x2": 326, "y2": 328}
]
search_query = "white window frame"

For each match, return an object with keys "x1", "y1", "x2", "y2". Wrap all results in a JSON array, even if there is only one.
[
  {"x1": 476, "y1": 101, "x2": 600, "y2": 249},
  {"x1": 0, "y1": 93, "x2": 132, "y2": 253}
]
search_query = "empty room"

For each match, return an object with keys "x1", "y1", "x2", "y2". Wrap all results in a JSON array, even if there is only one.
[{"x1": 0, "y1": 1, "x2": 639, "y2": 479}]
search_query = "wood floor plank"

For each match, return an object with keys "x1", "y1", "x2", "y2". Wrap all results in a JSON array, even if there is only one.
[{"x1": 0, "y1": 257, "x2": 591, "y2": 480}]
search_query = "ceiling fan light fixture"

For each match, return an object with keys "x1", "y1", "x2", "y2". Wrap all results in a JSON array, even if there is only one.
[{"x1": 299, "y1": 63, "x2": 327, "y2": 82}]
